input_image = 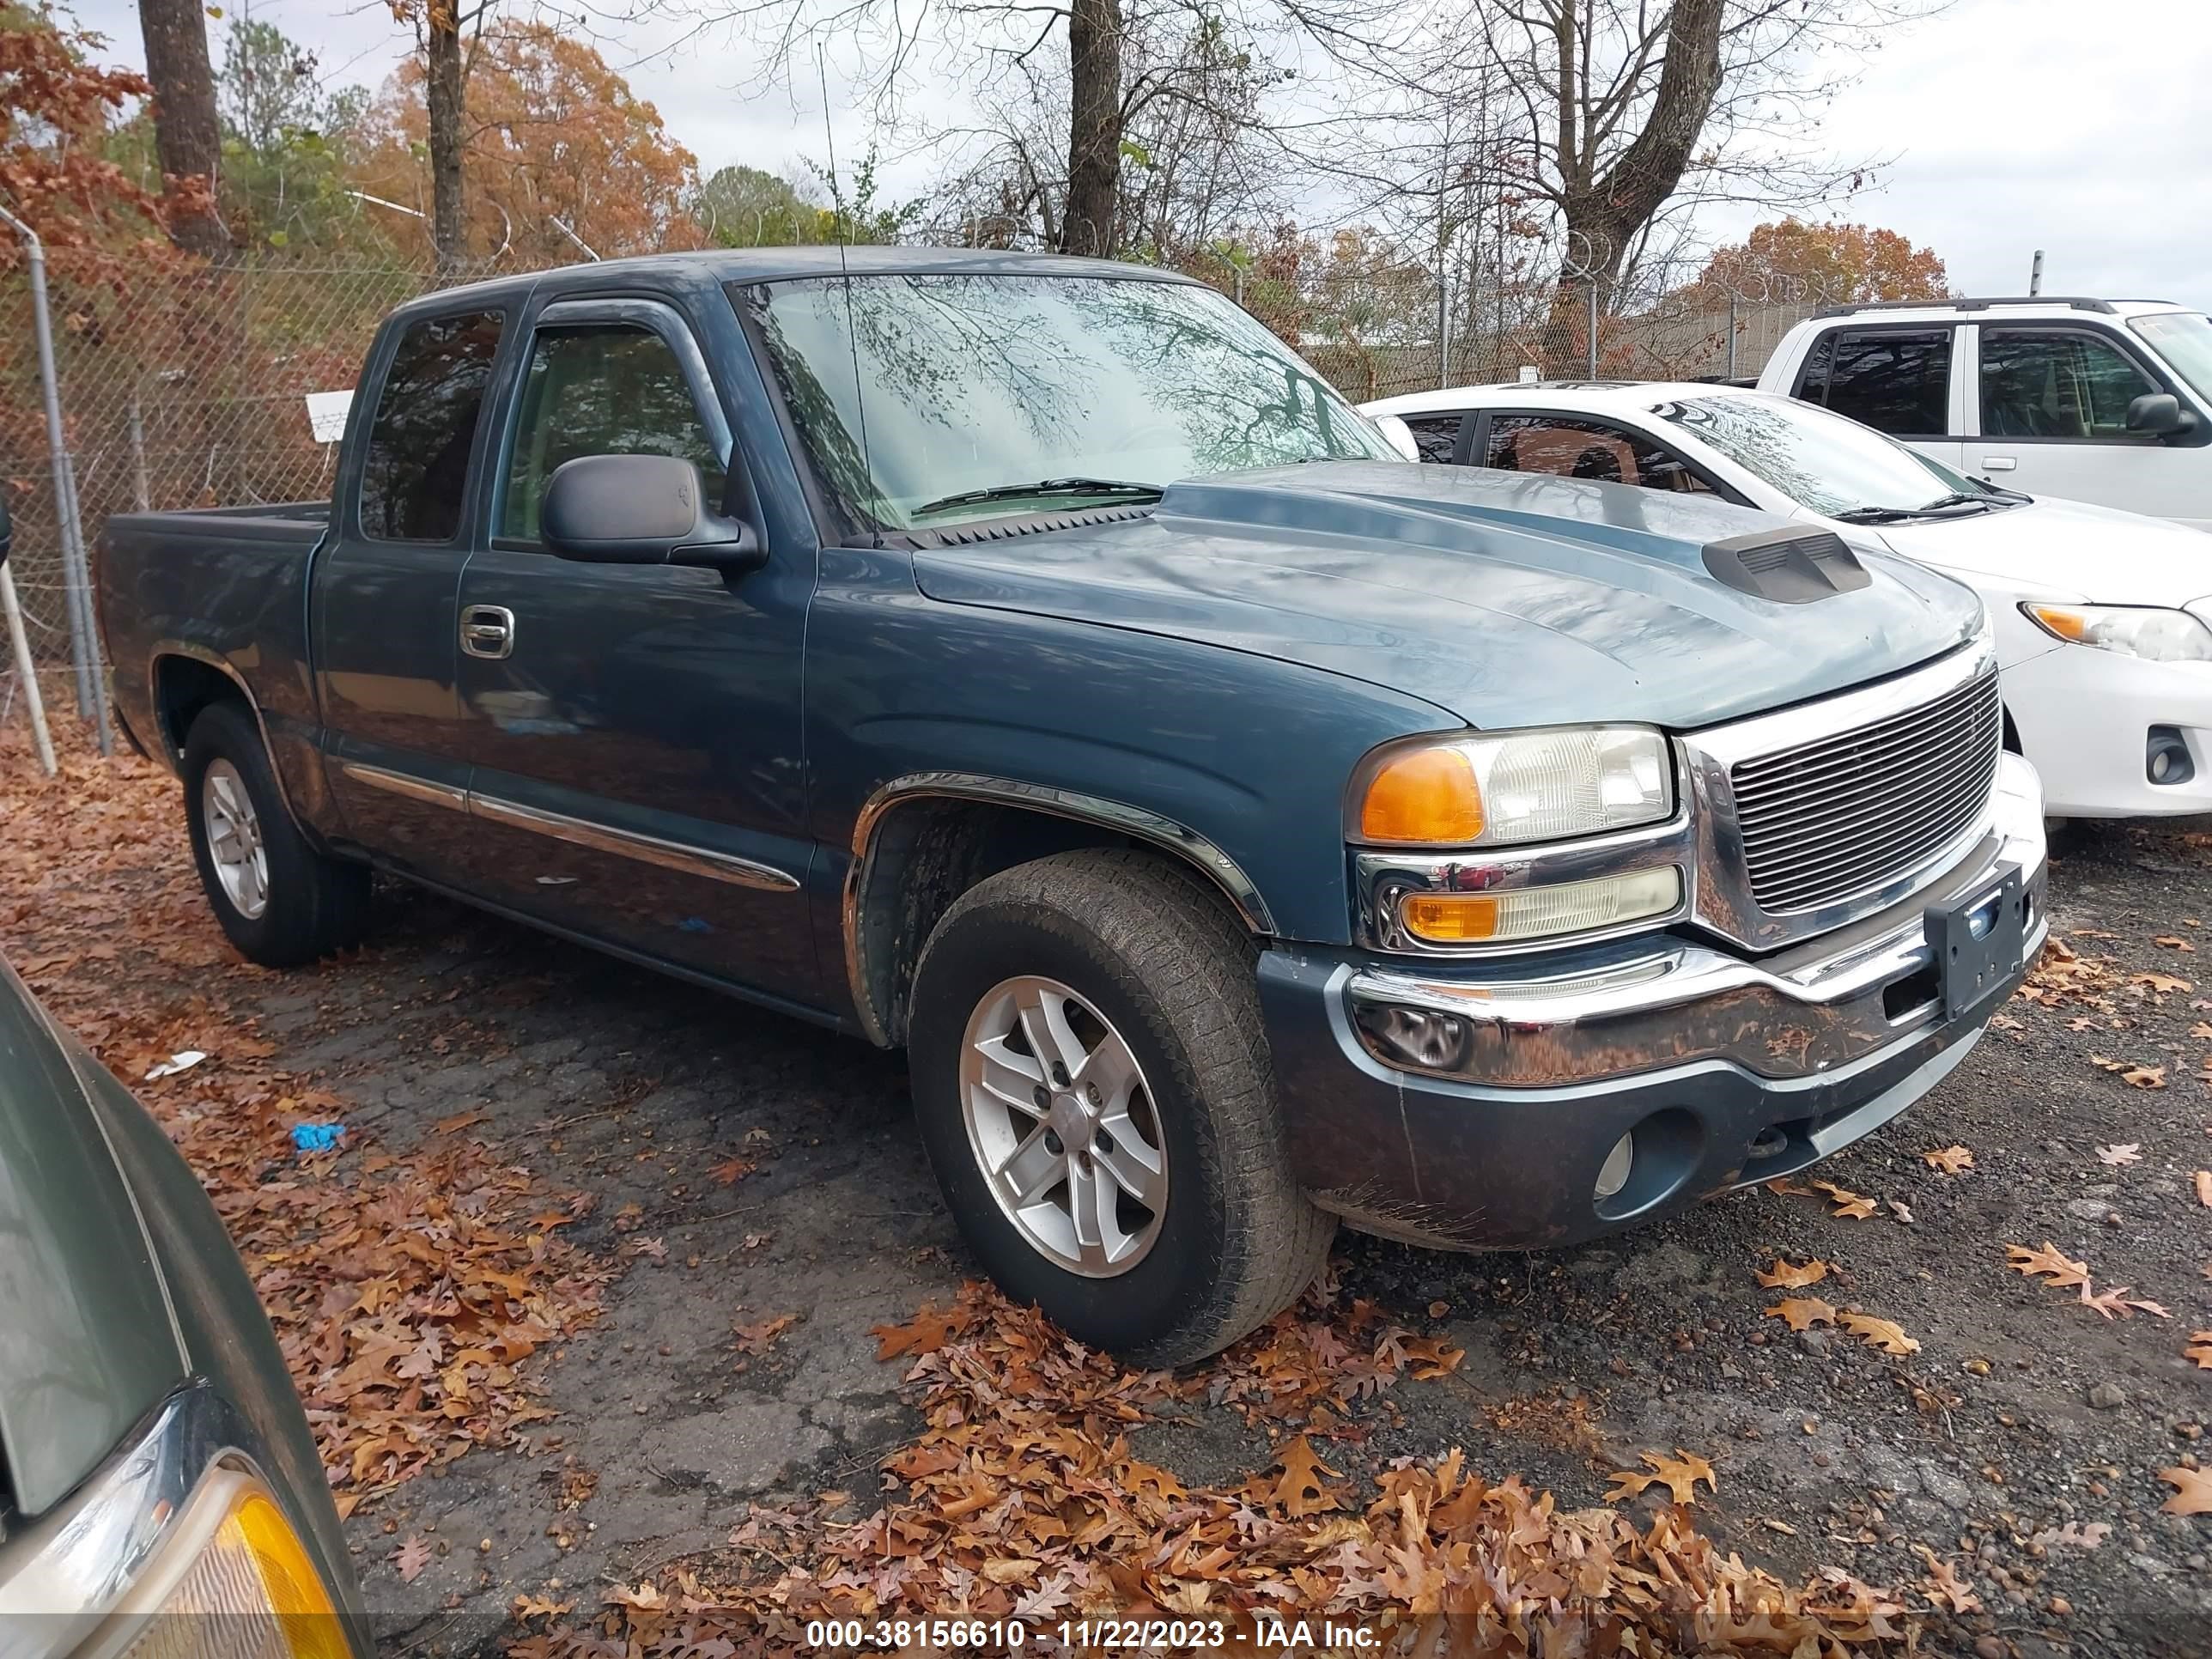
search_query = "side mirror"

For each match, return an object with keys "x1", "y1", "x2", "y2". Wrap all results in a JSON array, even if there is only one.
[
  {"x1": 0, "y1": 493, "x2": 10, "y2": 566},
  {"x1": 540, "y1": 453, "x2": 765, "y2": 573},
  {"x1": 1370, "y1": 413, "x2": 1423, "y2": 463},
  {"x1": 2126, "y1": 392, "x2": 2200, "y2": 441}
]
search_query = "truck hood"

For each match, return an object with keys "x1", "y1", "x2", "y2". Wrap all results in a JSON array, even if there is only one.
[
  {"x1": 913, "y1": 462, "x2": 1984, "y2": 730},
  {"x1": 1865, "y1": 494, "x2": 2212, "y2": 608},
  {"x1": 0, "y1": 956, "x2": 186, "y2": 1516}
]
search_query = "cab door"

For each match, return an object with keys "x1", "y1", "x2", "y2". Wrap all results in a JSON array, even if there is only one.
[
  {"x1": 450, "y1": 297, "x2": 819, "y2": 1000},
  {"x1": 315, "y1": 305, "x2": 508, "y2": 879},
  {"x1": 1966, "y1": 320, "x2": 2212, "y2": 522},
  {"x1": 1788, "y1": 323, "x2": 1970, "y2": 479}
]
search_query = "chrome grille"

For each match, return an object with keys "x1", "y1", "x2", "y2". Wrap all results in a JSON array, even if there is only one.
[{"x1": 1729, "y1": 669, "x2": 2002, "y2": 915}]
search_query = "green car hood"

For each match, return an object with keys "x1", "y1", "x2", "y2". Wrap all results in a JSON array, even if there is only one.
[{"x1": 0, "y1": 956, "x2": 186, "y2": 1516}]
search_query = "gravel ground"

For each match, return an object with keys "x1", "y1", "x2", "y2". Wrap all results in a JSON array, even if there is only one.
[{"x1": 82, "y1": 812, "x2": 2212, "y2": 1656}]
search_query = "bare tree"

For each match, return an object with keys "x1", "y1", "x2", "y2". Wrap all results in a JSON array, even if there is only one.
[
  {"x1": 1310, "y1": 0, "x2": 1946, "y2": 372},
  {"x1": 137, "y1": 0, "x2": 229, "y2": 256}
]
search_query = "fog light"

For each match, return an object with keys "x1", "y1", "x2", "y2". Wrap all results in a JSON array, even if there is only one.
[
  {"x1": 1352, "y1": 1004, "x2": 1473, "y2": 1073},
  {"x1": 2148, "y1": 726, "x2": 2193, "y2": 786},
  {"x1": 1594, "y1": 1132, "x2": 1634, "y2": 1200}
]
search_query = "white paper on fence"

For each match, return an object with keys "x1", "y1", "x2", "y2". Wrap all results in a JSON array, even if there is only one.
[{"x1": 304, "y1": 390, "x2": 355, "y2": 444}]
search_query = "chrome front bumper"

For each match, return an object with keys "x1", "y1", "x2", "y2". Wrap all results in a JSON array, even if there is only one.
[{"x1": 1346, "y1": 751, "x2": 2047, "y2": 1091}]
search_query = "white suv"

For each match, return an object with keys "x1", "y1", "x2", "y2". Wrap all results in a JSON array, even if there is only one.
[{"x1": 1754, "y1": 298, "x2": 2212, "y2": 530}]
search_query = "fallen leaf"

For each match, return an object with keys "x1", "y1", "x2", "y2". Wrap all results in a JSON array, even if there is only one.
[
  {"x1": 1604, "y1": 1449, "x2": 1717, "y2": 1506},
  {"x1": 2159, "y1": 1466, "x2": 2212, "y2": 1516},
  {"x1": 870, "y1": 1304, "x2": 964, "y2": 1361},
  {"x1": 2192, "y1": 1022, "x2": 2212, "y2": 1039},
  {"x1": 1887, "y1": 1199, "x2": 1914, "y2": 1224},
  {"x1": 2096, "y1": 1142, "x2": 2144, "y2": 1165},
  {"x1": 1762, "y1": 1176, "x2": 1815, "y2": 1197},
  {"x1": 1764, "y1": 1297, "x2": 1838, "y2": 1332},
  {"x1": 2195, "y1": 1170, "x2": 2212, "y2": 1207},
  {"x1": 1272, "y1": 1435, "x2": 1343, "y2": 1518},
  {"x1": 1838, "y1": 1312, "x2": 1920, "y2": 1355},
  {"x1": 1812, "y1": 1181, "x2": 1878, "y2": 1219},
  {"x1": 2006, "y1": 1241, "x2": 2091, "y2": 1290},
  {"x1": 512, "y1": 1595, "x2": 574, "y2": 1620},
  {"x1": 2156, "y1": 935, "x2": 2195, "y2": 951},
  {"x1": 2122, "y1": 1065, "x2": 2167, "y2": 1090},
  {"x1": 1755, "y1": 1257, "x2": 1830, "y2": 1290},
  {"x1": 735, "y1": 1313, "x2": 797, "y2": 1353},
  {"x1": 1923, "y1": 1145, "x2": 1974, "y2": 1175},
  {"x1": 434, "y1": 1109, "x2": 489, "y2": 1135},
  {"x1": 2079, "y1": 1285, "x2": 2169, "y2": 1320},
  {"x1": 608, "y1": 1583, "x2": 665, "y2": 1611},
  {"x1": 1762, "y1": 1517, "x2": 1797, "y2": 1535},
  {"x1": 2133, "y1": 971, "x2": 2192, "y2": 994},
  {"x1": 2185, "y1": 1331, "x2": 2212, "y2": 1370},
  {"x1": 710, "y1": 1155, "x2": 754, "y2": 1187},
  {"x1": 1914, "y1": 1545, "x2": 1982, "y2": 1613},
  {"x1": 2029, "y1": 1520, "x2": 2111, "y2": 1552},
  {"x1": 392, "y1": 1534, "x2": 432, "y2": 1583}
]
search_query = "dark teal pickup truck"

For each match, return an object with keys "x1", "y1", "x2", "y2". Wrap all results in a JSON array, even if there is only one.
[{"x1": 98, "y1": 248, "x2": 2047, "y2": 1363}]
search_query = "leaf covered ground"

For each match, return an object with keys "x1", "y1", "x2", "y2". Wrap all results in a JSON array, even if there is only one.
[{"x1": 3, "y1": 726, "x2": 2208, "y2": 1656}]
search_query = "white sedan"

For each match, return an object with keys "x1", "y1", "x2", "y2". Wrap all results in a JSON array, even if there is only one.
[{"x1": 1363, "y1": 380, "x2": 2212, "y2": 820}]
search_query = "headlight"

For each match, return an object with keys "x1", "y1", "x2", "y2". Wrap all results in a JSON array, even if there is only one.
[
  {"x1": 2021, "y1": 603, "x2": 2212, "y2": 662},
  {"x1": 116, "y1": 1471, "x2": 348, "y2": 1659},
  {"x1": 1354, "y1": 726, "x2": 1674, "y2": 848}
]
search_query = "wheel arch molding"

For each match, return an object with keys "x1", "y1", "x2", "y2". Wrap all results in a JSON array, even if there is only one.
[{"x1": 841, "y1": 771, "x2": 1275, "y2": 1048}]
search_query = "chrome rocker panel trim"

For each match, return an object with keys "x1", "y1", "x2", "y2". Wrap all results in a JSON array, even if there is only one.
[
  {"x1": 339, "y1": 763, "x2": 799, "y2": 892},
  {"x1": 1346, "y1": 750, "x2": 2045, "y2": 1090}
]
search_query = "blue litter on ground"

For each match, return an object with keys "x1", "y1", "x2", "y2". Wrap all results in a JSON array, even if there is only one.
[{"x1": 291, "y1": 1122, "x2": 345, "y2": 1153}]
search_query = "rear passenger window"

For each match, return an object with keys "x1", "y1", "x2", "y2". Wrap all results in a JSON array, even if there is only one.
[
  {"x1": 1796, "y1": 328, "x2": 1950, "y2": 437},
  {"x1": 1480, "y1": 415, "x2": 1716, "y2": 493},
  {"x1": 1979, "y1": 329, "x2": 2160, "y2": 440},
  {"x1": 1400, "y1": 414, "x2": 1464, "y2": 464},
  {"x1": 358, "y1": 310, "x2": 505, "y2": 542}
]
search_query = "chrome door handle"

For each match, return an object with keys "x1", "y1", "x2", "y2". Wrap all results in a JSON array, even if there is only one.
[
  {"x1": 1979, "y1": 456, "x2": 2017, "y2": 471},
  {"x1": 460, "y1": 605, "x2": 514, "y2": 659}
]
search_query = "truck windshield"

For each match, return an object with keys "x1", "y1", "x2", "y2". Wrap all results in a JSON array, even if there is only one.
[
  {"x1": 2129, "y1": 312, "x2": 2212, "y2": 402},
  {"x1": 744, "y1": 273, "x2": 1400, "y2": 531},
  {"x1": 1659, "y1": 393, "x2": 2006, "y2": 520}
]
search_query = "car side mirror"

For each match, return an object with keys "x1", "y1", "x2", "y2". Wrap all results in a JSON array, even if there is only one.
[
  {"x1": 540, "y1": 453, "x2": 765, "y2": 573},
  {"x1": 1370, "y1": 413, "x2": 1423, "y2": 462},
  {"x1": 0, "y1": 493, "x2": 10, "y2": 566},
  {"x1": 2126, "y1": 392, "x2": 2199, "y2": 441}
]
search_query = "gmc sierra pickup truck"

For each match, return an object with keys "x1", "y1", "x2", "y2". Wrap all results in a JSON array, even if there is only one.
[{"x1": 99, "y1": 248, "x2": 2047, "y2": 1364}]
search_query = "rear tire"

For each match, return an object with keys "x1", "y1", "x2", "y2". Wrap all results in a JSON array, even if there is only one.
[
  {"x1": 907, "y1": 849, "x2": 1333, "y2": 1365},
  {"x1": 182, "y1": 702, "x2": 369, "y2": 967}
]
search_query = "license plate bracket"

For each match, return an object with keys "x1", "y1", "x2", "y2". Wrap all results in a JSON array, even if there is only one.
[{"x1": 1925, "y1": 865, "x2": 2027, "y2": 1022}]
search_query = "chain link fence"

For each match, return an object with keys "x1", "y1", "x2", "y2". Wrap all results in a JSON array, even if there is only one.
[{"x1": 0, "y1": 245, "x2": 1850, "y2": 753}]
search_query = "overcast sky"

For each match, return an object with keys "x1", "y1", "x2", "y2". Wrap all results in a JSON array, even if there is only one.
[{"x1": 69, "y1": 0, "x2": 2212, "y2": 311}]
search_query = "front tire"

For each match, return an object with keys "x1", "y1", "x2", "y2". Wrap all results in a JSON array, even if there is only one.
[
  {"x1": 907, "y1": 849, "x2": 1333, "y2": 1364},
  {"x1": 182, "y1": 702, "x2": 369, "y2": 967}
]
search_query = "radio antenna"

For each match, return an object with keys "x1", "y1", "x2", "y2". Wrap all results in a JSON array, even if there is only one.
[{"x1": 817, "y1": 45, "x2": 878, "y2": 548}]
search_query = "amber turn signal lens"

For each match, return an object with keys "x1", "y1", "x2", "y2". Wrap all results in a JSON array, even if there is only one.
[
  {"x1": 1359, "y1": 747, "x2": 1484, "y2": 844},
  {"x1": 1401, "y1": 893, "x2": 1499, "y2": 941}
]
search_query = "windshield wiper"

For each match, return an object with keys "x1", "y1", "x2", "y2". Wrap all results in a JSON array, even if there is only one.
[
  {"x1": 1832, "y1": 492, "x2": 2005, "y2": 525},
  {"x1": 914, "y1": 477, "x2": 1164, "y2": 517}
]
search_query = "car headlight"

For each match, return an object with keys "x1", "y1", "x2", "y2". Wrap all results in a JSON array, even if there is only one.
[
  {"x1": 1353, "y1": 725, "x2": 1674, "y2": 848},
  {"x1": 114, "y1": 1470, "x2": 349, "y2": 1659},
  {"x1": 2021, "y1": 603, "x2": 2212, "y2": 662}
]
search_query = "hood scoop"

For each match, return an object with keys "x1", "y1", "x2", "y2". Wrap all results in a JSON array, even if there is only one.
[{"x1": 1703, "y1": 526, "x2": 1870, "y2": 604}]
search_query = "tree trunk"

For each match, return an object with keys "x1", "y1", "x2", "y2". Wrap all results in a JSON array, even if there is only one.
[
  {"x1": 1059, "y1": 0, "x2": 1123, "y2": 258},
  {"x1": 425, "y1": 3, "x2": 469, "y2": 270},
  {"x1": 1540, "y1": 0, "x2": 1726, "y2": 374},
  {"x1": 137, "y1": 0, "x2": 228, "y2": 258}
]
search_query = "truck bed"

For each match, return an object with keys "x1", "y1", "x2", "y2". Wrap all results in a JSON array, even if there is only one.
[{"x1": 99, "y1": 502, "x2": 331, "y2": 767}]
